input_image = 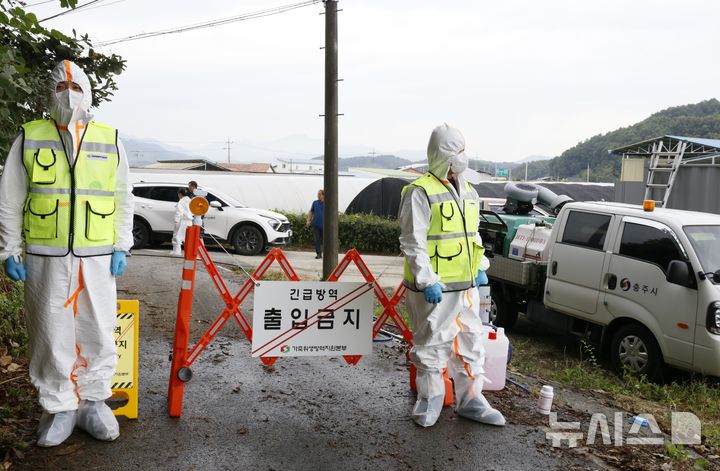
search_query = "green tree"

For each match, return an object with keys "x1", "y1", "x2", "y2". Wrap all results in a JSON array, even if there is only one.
[
  {"x1": 0, "y1": 0, "x2": 125, "y2": 161},
  {"x1": 530, "y1": 98, "x2": 720, "y2": 182}
]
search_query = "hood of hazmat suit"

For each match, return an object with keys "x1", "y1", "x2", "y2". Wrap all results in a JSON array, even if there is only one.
[
  {"x1": 49, "y1": 60, "x2": 93, "y2": 126},
  {"x1": 426, "y1": 123, "x2": 485, "y2": 184},
  {"x1": 427, "y1": 123, "x2": 464, "y2": 181}
]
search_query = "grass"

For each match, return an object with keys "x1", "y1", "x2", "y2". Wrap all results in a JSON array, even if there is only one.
[
  {"x1": 0, "y1": 277, "x2": 26, "y2": 357},
  {"x1": 231, "y1": 268, "x2": 310, "y2": 281},
  {"x1": 509, "y1": 326, "x2": 720, "y2": 452},
  {"x1": 0, "y1": 274, "x2": 37, "y2": 465}
]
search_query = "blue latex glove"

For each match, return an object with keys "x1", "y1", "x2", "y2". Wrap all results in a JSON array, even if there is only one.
[
  {"x1": 423, "y1": 283, "x2": 443, "y2": 304},
  {"x1": 110, "y1": 251, "x2": 127, "y2": 277},
  {"x1": 475, "y1": 270, "x2": 488, "y2": 286},
  {"x1": 4, "y1": 256, "x2": 26, "y2": 282}
]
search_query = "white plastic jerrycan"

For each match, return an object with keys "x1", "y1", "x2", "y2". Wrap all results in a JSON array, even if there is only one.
[{"x1": 482, "y1": 327, "x2": 509, "y2": 391}]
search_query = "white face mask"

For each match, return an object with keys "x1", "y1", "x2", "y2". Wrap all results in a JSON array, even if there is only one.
[
  {"x1": 449, "y1": 153, "x2": 468, "y2": 175},
  {"x1": 55, "y1": 89, "x2": 84, "y2": 112}
]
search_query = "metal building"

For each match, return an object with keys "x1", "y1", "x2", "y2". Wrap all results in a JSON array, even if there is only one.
[{"x1": 612, "y1": 135, "x2": 720, "y2": 214}]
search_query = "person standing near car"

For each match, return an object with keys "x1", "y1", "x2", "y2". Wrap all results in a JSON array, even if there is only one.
[
  {"x1": 0, "y1": 60, "x2": 133, "y2": 446},
  {"x1": 306, "y1": 189, "x2": 324, "y2": 259},
  {"x1": 187, "y1": 180, "x2": 198, "y2": 199},
  {"x1": 171, "y1": 188, "x2": 192, "y2": 256}
]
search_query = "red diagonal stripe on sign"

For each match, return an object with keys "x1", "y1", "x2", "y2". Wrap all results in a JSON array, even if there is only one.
[{"x1": 253, "y1": 283, "x2": 374, "y2": 357}]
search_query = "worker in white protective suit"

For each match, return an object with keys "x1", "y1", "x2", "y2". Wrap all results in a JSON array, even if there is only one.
[
  {"x1": 171, "y1": 188, "x2": 193, "y2": 256},
  {"x1": 399, "y1": 124, "x2": 505, "y2": 428},
  {"x1": 0, "y1": 60, "x2": 134, "y2": 446}
]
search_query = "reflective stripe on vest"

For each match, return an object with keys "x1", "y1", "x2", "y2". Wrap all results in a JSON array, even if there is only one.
[
  {"x1": 402, "y1": 173, "x2": 483, "y2": 292},
  {"x1": 21, "y1": 119, "x2": 119, "y2": 257}
]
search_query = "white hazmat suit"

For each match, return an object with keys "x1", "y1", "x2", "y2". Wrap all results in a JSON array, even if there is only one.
[
  {"x1": 172, "y1": 195, "x2": 193, "y2": 256},
  {"x1": 399, "y1": 124, "x2": 504, "y2": 427},
  {"x1": 0, "y1": 61, "x2": 134, "y2": 446}
]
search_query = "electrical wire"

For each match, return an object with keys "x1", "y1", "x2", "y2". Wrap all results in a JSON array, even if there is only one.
[
  {"x1": 39, "y1": 0, "x2": 106, "y2": 22},
  {"x1": 79, "y1": 0, "x2": 126, "y2": 13},
  {"x1": 96, "y1": 0, "x2": 320, "y2": 47},
  {"x1": 22, "y1": 0, "x2": 57, "y2": 7}
]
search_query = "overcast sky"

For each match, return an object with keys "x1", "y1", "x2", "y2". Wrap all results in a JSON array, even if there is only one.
[{"x1": 31, "y1": 0, "x2": 720, "y2": 162}]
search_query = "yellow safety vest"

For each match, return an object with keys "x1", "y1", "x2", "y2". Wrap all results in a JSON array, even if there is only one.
[
  {"x1": 21, "y1": 119, "x2": 119, "y2": 257},
  {"x1": 402, "y1": 173, "x2": 484, "y2": 292}
]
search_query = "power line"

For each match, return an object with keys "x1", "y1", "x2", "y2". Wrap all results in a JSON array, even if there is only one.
[
  {"x1": 23, "y1": 0, "x2": 57, "y2": 7},
  {"x1": 79, "y1": 0, "x2": 127, "y2": 13},
  {"x1": 39, "y1": 0, "x2": 106, "y2": 22},
  {"x1": 96, "y1": 0, "x2": 320, "y2": 47}
]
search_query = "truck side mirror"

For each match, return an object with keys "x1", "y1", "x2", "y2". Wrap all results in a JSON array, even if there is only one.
[{"x1": 666, "y1": 260, "x2": 695, "y2": 288}]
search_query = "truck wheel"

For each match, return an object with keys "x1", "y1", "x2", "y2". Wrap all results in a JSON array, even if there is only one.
[
  {"x1": 132, "y1": 220, "x2": 150, "y2": 249},
  {"x1": 610, "y1": 324, "x2": 663, "y2": 382},
  {"x1": 490, "y1": 296, "x2": 519, "y2": 330},
  {"x1": 232, "y1": 225, "x2": 264, "y2": 255}
]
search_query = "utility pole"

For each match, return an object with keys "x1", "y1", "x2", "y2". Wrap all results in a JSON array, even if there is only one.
[
  {"x1": 223, "y1": 137, "x2": 233, "y2": 163},
  {"x1": 322, "y1": 0, "x2": 339, "y2": 280},
  {"x1": 587, "y1": 162, "x2": 590, "y2": 182}
]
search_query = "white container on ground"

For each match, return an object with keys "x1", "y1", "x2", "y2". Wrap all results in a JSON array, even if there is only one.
[
  {"x1": 481, "y1": 327, "x2": 509, "y2": 391},
  {"x1": 508, "y1": 224, "x2": 535, "y2": 261},
  {"x1": 525, "y1": 226, "x2": 552, "y2": 262},
  {"x1": 536, "y1": 385, "x2": 554, "y2": 414}
]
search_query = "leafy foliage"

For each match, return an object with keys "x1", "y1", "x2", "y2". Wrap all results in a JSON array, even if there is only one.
[
  {"x1": 0, "y1": 275, "x2": 25, "y2": 355},
  {"x1": 520, "y1": 99, "x2": 720, "y2": 181},
  {"x1": 0, "y1": 0, "x2": 125, "y2": 161},
  {"x1": 281, "y1": 212, "x2": 401, "y2": 254}
]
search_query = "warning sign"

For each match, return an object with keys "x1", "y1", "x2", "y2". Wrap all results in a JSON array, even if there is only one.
[
  {"x1": 251, "y1": 281, "x2": 374, "y2": 358},
  {"x1": 112, "y1": 300, "x2": 139, "y2": 419}
]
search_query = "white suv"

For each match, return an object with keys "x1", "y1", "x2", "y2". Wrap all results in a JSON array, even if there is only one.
[{"x1": 132, "y1": 182, "x2": 292, "y2": 255}]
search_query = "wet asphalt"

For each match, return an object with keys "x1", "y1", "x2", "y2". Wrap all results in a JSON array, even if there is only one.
[{"x1": 17, "y1": 250, "x2": 596, "y2": 471}]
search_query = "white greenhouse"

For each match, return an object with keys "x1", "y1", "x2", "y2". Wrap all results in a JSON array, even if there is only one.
[{"x1": 129, "y1": 169, "x2": 380, "y2": 214}]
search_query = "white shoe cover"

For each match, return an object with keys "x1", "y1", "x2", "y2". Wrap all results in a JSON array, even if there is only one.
[
  {"x1": 37, "y1": 410, "x2": 77, "y2": 447},
  {"x1": 456, "y1": 395, "x2": 506, "y2": 426},
  {"x1": 77, "y1": 400, "x2": 120, "y2": 441},
  {"x1": 411, "y1": 395, "x2": 445, "y2": 427}
]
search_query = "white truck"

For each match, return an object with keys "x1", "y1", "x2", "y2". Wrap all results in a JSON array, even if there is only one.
[{"x1": 480, "y1": 201, "x2": 720, "y2": 380}]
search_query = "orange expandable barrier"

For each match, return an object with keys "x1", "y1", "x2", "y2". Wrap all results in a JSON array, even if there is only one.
[{"x1": 167, "y1": 226, "x2": 452, "y2": 417}]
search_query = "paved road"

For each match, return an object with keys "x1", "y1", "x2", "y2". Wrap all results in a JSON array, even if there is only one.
[
  {"x1": 17, "y1": 251, "x2": 598, "y2": 471},
  {"x1": 134, "y1": 246, "x2": 406, "y2": 288}
]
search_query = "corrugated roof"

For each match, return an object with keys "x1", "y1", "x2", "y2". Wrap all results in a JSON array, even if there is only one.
[
  {"x1": 144, "y1": 160, "x2": 230, "y2": 171},
  {"x1": 610, "y1": 135, "x2": 720, "y2": 156},
  {"x1": 220, "y1": 163, "x2": 275, "y2": 173},
  {"x1": 144, "y1": 162, "x2": 201, "y2": 170},
  {"x1": 157, "y1": 159, "x2": 210, "y2": 164},
  {"x1": 665, "y1": 135, "x2": 720, "y2": 149}
]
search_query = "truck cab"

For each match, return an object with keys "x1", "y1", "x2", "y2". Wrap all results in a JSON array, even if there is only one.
[{"x1": 482, "y1": 201, "x2": 720, "y2": 380}]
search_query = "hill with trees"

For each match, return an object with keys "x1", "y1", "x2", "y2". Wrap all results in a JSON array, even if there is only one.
[{"x1": 522, "y1": 99, "x2": 720, "y2": 182}]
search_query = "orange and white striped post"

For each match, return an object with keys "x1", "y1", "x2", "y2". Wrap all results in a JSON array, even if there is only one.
[{"x1": 168, "y1": 198, "x2": 207, "y2": 417}]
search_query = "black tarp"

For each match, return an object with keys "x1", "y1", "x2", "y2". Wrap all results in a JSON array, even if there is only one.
[
  {"x1": 345, "y1": 177, "x2": 410, "y2": 218},
  {"x1": 346, "y1": 177, "x2": 616, "y2": 219}
]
